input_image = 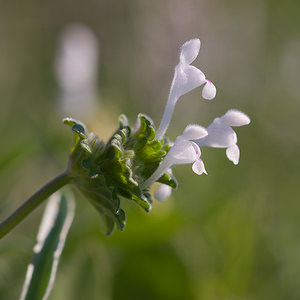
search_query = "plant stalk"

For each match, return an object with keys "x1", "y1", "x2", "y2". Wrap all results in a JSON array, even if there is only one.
[{"x1": 0, "y1": 171, "x2": 72, "y2": 239}]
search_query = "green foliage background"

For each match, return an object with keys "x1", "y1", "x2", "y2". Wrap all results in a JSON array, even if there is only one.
[{"x1": 1, "y1": 0, "x2": 300, "y2": 299}]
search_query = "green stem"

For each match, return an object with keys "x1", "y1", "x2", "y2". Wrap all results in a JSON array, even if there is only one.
[{"x1": 0, "y1": 171, "x2": 72, "y2": 239}]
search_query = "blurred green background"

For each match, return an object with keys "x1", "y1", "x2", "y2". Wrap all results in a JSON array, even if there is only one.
[{"x1": 1, "y1": 0, "x2": 300, "y2": 299}]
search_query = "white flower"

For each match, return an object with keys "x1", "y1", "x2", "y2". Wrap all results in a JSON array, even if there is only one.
[
  {"x1": 154, "y1": 169, "x2": 173, "y2": 201},
  {"x1": 153, "y1": 153, "x2": 207, "y2": 201},
  {"x1": 142, "y1": 125, "x2": 207, "y2": 189},
  {"x1": 154, "y1": 183, "x2": 172, "y2": 201},
  {"x1": 55, "y1": 23, "x2": 99, "y2": 121},
  {"x1": 155, "y1": 39, "x2": 216, "y2": 140},
  {"x1": 195, "y1": 110, "x2": 251, "y2": 165}
]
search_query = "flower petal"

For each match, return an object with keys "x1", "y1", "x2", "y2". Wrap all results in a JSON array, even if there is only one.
[
  {"x1": 192, "y1": 158, "x2": 207, "y2": 175},
  {"x1": 222, "y1": 110, "x2": 251, "y2": 127},
  {"x1": 202, "y1": 80, "x2": 216, "y2": 100},
  {"x1": 226, "y1": 144, "x2": 240, "y2": 165},
  {"x1": 154, "y1": 184, "x2": 172, "y2": 201},
  {"x1": 196, "y1": 119, "x2": 237, "y2": 148},
  {"x1": 171, "y1": 141, "x2": 198, "y2": 165},
  {"x1": 172, "y1": 65, "x2": 206, "y2": 98},
  {"x1": 180, "y1": 124, "x2": 208, "y2": 141},
  {"x1": 191, "y1": 141, "x2": 201, "y2": 157},
  {"x1": 179, "y1": 38, "x2": 201, "y2": 64}
]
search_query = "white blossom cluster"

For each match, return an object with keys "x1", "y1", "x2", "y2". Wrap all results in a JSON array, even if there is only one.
[{"x1": 141, "y1": 39, "x2": 250, "y2": 200}]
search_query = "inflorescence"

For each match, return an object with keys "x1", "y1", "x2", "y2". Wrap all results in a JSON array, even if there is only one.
[{"x1": 65, "y1": 38, "x2": 250, "y2": 235}]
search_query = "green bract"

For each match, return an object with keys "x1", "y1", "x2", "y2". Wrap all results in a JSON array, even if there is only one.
[{"x1": 64, "y1": 114, "x2": 177, "y2": 235}]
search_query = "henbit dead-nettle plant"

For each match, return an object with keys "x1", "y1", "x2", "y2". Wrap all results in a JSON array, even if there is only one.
[{"x1": 0, "y1": 38, "x2": 250, "y2": 238}]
